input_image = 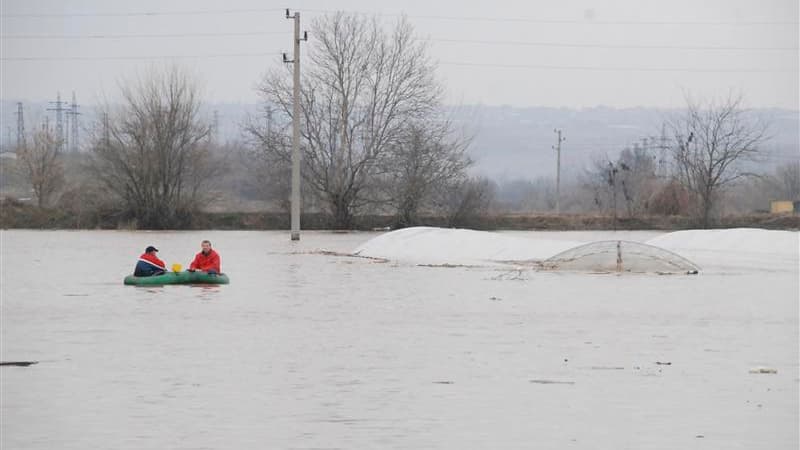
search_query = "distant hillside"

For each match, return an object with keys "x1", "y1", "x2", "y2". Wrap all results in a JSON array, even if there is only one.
[{"x1": 455, "y1": 105, "x2": 799, "y2": 181}]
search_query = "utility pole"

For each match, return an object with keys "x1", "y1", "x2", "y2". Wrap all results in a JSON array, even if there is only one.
[
  {"x1": 608, "y1": 161, "x2": 619, "y2": 231},
  {"x1": 552, "y1": 128, "x2": 565, "y2": 214},
  {"x1": 284, "y1": 9, "x2": 307, "y2": 241},
  {"x1": 103, "y1": 112, "x2": 110, "y2": 147},
  {"x1": 212, "y1": 110, "x2": 220, "y2": 145},
  {"x1": 15, "y1": 102, "x2": 25, "y2": 150}
]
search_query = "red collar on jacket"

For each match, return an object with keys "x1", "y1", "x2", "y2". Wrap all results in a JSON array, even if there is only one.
[{"x1": 139, "y1": 252, "x2": 165, "y2": 268}]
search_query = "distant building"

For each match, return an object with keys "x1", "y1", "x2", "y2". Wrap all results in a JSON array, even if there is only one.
[{"x1": 770, "y1": 200, "x2": 798, "y2": 214}]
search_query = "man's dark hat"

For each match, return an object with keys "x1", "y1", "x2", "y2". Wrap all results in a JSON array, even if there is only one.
[{"x1": 145, "y1": 246, "x2": 159, "y2": 253}]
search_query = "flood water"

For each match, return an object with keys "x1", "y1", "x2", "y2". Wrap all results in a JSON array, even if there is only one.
[{"x1": 1, "y1": 230, "x2": 798, "y2": 449}]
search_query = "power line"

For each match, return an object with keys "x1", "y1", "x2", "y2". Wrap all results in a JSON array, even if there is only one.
[
  {"x1": 3, "y1": 54, "x2": 794, "y2": 74},
  {"x1": 1, "y1": 8, "x2": 286, "y2": 18},
  {"x1": 3, "y1": 31, "x2": 796, "y2": 52},
  {"x1": 762, "y1": 154, "x2": 800, "y2": 161},
  {"x1": 302, "y1": 9, "x2": 799, "y2": 26},
  {"x1": 3, "y1": 7, "x2": 797, "y2": 26},
  {"x1": 1, "y1": 31, "x2": 287, "y2": 39},
  {"x1": 426, "y1": 38, "x2": 798, "y2": 52},
  {"x1": 1, "y1": 52, "x2": 282, "y2": 61},
  {"x1": 438, "y1": 61, "x2": 798, "y2": 73}
]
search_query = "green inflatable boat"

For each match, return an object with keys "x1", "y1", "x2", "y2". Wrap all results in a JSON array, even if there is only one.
[{"x1": 124, "y1": 271, "x2": 230, "y2": 286}]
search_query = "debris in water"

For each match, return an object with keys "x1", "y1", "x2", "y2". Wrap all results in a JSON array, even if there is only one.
[
  {"x1": 432, "y1": 381, "x2": 454, "y2": 384},
  {"x1": 0, "y1": 361, "x2": 38, "y2": 367},
  {"x1": 749, "y1": 367, "x2": 777, "y2": 374},
  {"x1": 530, "y1": 379, "x2": 575, "y2": 385},
  {"x1": 655, "y1": 361, "x2": 672, "y2": 365}
]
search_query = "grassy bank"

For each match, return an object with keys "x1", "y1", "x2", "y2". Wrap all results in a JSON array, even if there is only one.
[{"x1": 2, "y1": 198, "x2": 798, "y2": 231}]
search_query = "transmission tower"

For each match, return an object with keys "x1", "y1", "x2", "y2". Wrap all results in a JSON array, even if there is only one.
[
  {"x1": 65, "y1": 92, "x2": 80, "y2": 152},
  {"x1": 47, "y1": 92, "x2": 67, "y2": 152},
  {"x1": 15, "y1": 102, "x2": 25, "y2": 150},
  {"x1": 64, "y1": 107, "x2": 70, "y2": 151},
  {"x1": 657, "y1": 123, "x2": 669, "y2": 177}
]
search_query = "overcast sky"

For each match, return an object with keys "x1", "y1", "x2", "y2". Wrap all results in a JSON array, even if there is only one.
[{"x1": 2, "y1": 0, "x2": 798, "y2": 109}]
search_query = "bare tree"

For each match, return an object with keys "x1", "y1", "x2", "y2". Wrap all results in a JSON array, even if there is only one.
[
  {"x1": 649, "y1": 181, "x2": 690, "y2": 216},
  {"x1": 243, "y1": 112, "x2": 294, "y2": 211},
  {"x1": 668, "y1": 93, "x2": 768, "y2": 226},
  {"x1": 583, "y1": 156, "x2": 621, "y2": 215},
  {"x1": 617, "y1": 146, "x2": 659, "y2": 216},
  {"x1": 380, "y1": 120, "x2": 472, "y2": 226},
  {"x1": 584, "y1": 147, "x2": 659, "y2": 218},
  {"x1": 252, "y1": 13, "x2": 441, "y2": 228},
  {"x1": 17, "y1": 127, "x2": 64, "y2": 207},
  {"x1": 90, "y1": 67, "x2": 216, "y2": 229},
  {"x1": 433, "y1": 176, "x2": 495, "y2": 227},
  {"x1": 772, "y1": 162, "x2": 800, "y2": 200}
]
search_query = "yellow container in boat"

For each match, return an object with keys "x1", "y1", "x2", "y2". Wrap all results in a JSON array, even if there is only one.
[{"x1": 172, "y1": 263, "x2": 182, "y2": 273}]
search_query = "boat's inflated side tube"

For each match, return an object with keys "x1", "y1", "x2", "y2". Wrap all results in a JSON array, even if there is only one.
[{"x1": 124, "y1": 271, "x2": 230, "y2": 285}]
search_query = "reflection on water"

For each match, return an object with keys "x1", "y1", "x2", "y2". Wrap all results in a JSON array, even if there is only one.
[
  {"x1": 1, "y1": 230, "x2": 798, "y2": 450},
  {"x1": 193, "y1": 285, "x2": 222, "y2": 301}
]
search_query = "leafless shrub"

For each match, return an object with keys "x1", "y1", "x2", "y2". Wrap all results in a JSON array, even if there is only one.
[
  {"x1": 17, "y1": 127, "x2": 64, "y2": 207},
  {"x1": 89, "y1": 66, "x2": 218, "y2": 229},
  {"x1": 433, "y1": 176, "x2": 496, "y2": 227},
  {"x1": 379, "y1": 119, "x2": 473, "y2": 226}
]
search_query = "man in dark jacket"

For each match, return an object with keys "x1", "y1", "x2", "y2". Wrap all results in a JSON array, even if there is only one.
[{"x1": 134, "y1": 246, "x2": 166, "y2": 277}]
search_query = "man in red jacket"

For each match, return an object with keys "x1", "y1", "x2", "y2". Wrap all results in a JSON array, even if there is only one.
[{"x1": 189, "y1": 240, "x2": 221, "y2": 274}]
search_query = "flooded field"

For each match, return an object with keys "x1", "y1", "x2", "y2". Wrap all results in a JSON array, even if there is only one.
[{"x1": 1, "y1": 229, "x2": 798, "y2": 449}]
